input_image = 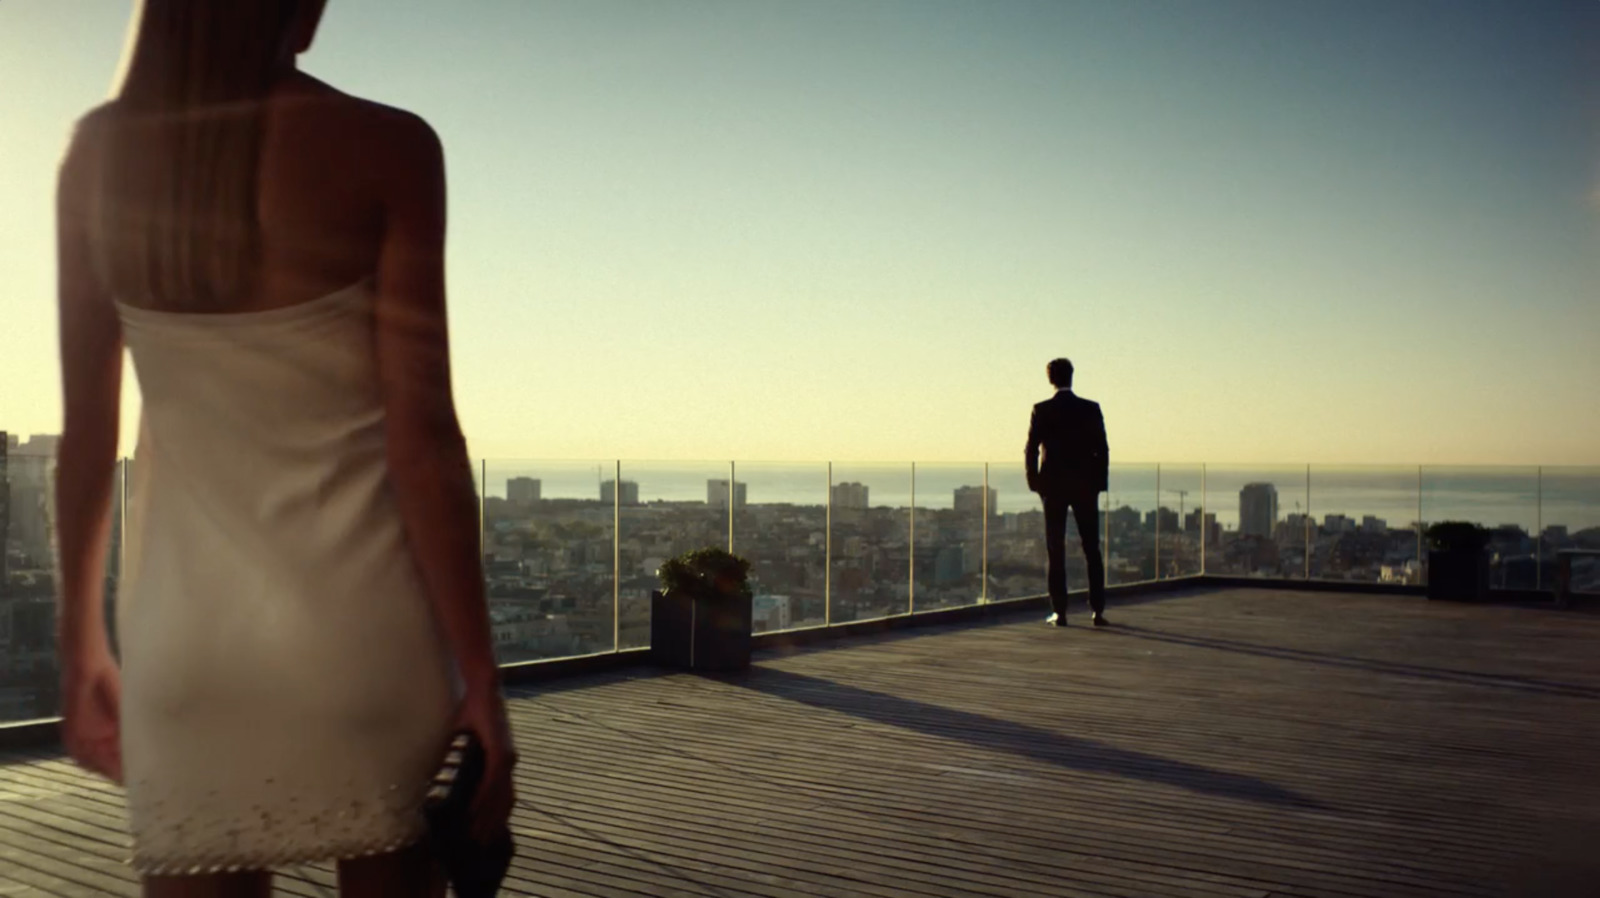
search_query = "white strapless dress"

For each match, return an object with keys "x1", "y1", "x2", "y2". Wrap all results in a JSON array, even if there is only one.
[{"x1": 115, "y1": 280, "x2": 457, "y2": 874}]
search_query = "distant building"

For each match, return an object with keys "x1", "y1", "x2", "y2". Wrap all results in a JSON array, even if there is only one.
[
  {"x1": 0, "y1": 433, "x2": 9, "y2": 584},
  {"x1": 11, "y1": 435, "x2": 58, "y2": 458},
  {"x1": 1145, "y1": 507, "x2": 1179, "y2": 534},
  {"x1": 832, "y1": 482, "x2": 869, "y2": 510},
  {"x1": 706, "y1": 479, "x2": 748, "y2": 509},
  {"x1": 4, "y1": 438, "x2": 53, "y2": 564},
  {"x1": 1109, "y1": 505, "x2": 1142, "y2": 536},
  {"x1": 1322, "y1": 513, "x2": 1347, "y2": 533},
  {"x1": 953, "y1": 486, "x2": 995, "y2": 517},
  {"x1": 1184, "y1": 509, "x2": 1218, "y2": 535},
  {"x1": 507, "y1": 477, "x2": 541, "y2": 506},
  {"x1": 934, "y1": 546, "x2": 966, "y2": 584},
  {"x1": 1361, "y1": 515, "x2": 1386, "y2": 534},
  {"x1": 754, "y1": 594, "x2": 793, "y2": 632},
  {"x1": 600, "y1": 479, "x2": 640, "y2": 506},
  {"x1": 1239, "y1": 483, "x2": 1279, "y2": 538},
  {"x1": 1276, "y1": 516, "x2": 1309, "y2": 546}
]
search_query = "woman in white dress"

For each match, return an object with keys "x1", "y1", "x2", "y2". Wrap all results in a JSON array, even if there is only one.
[{"x1": 52, "y1": 1, "x2": 516, "y2": 895}]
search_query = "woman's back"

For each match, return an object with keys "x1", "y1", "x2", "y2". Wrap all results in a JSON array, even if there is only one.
[
  {"x1": 102, "y1": 77, "x2": 463, "y2": 876},
  {"x1": 98, "y1": 74, "x2": 400, "y2": 314},
  {"x1": 54, "y1": 4, "x2": 515, "y2": 892}
]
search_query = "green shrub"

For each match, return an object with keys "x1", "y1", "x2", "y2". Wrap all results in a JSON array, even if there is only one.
[
  {"x1": 657, "y1": 547, "x2": 753, "y2": 601},
  {"x1": 1424, "y1": 521, "x2": 1488, "y2": 553}
]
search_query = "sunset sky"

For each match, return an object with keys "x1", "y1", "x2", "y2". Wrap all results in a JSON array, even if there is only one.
[{"x1": 2, "y1": 0, "x2": 1596, "y2": 464}]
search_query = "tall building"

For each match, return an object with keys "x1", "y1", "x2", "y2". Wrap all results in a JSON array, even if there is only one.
[
  {"x1": 1239, "y1": 483, "x2": 1278, "y2": 538},
  {"x1": 934, "y1": 546, "x2": 966, "y2": 584},
  {"x1": 831, "y1": 482, "x2": 869, "y2": 509},
  {"x1": 706, "y1": 479, "x2": 748, "y2": 509},
  {"x1": 12, "y1": 435, "x2": 59, "y2": 458},
  {"x1": 507, "y1": 477, "x2": 542, "y2": 506},
  {"x1": 0, "y1": 433, "x2": 9, "y2": 585},
  {"x1": 600, "y1": 479, "x2": 640, "y2": 506},
  {"x1": 952, "y1": 485, "x2": 996, "y2": 517},
  {"x1": 4, "y1": 436, "x2": 55, "y2": 564},
  {"x1": 1145, "y1": 507, "x2": 1180, "y2": 534},
  {"x1": 1361, "y1": 515, "x2": 1386, "y2": 534}
]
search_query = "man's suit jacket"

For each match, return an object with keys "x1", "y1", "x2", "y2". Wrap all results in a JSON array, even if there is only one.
[{"x1": 1026, "y1": 390, "x2": 1109, "y2": 497}]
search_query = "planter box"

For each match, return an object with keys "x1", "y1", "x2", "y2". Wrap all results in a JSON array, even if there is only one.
[
  {"x1": 650, "y1": 589, "x2": 752, "y2": 671},
  {"x1": 1426, "y1": 550, "x2": 1490, "y2": 602}
]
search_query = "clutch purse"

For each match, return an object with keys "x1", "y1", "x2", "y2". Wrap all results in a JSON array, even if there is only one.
[{"x1": 424, "y1": 731, "x2": 514, "y2": 898}]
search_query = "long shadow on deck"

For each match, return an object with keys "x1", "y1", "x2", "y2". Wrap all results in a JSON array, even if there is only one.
[
  {"x1": 729, "y1": 667, "x2": 1324, "y2": 811},
  {"x1": 1105, "y1": 625, "x2": 1600, "y2": 700}
]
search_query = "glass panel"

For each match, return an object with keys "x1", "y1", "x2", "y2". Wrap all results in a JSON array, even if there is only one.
[
  {"x1": 733, "y1": 461, "x2": 828, "y2": 633},
  {"x1": 1307, "y1": 466, "x2": 1422, "y2": 584},
  {"x1": 910, "y1": 464, "x2": 986, "y2": 612},
  {"x1": 985, "y1": 462, "x2": 1046, "y2": 601},
  {"x1": 1202, "y1": 464, "x2": 1310, "y2": 578},
  {"x1": 1107, "y1": 463, "x2": 1158, "y2": 585},
  {"x1": 1421, "y1": 466, "x2": 1538, "y2": 590},
  {"x1": 481, "y1": 460, "x2": 616, "y2": 663},
  {"x1": 2, "y1": 450, "x2": 61, "y2": 722},
  {"x1": 829, "y1": 463, "x2": 911, "y2": 623},
  {"x1": 616, "y1": 461, "x2": 732, "y2": 649},
  {"x1": 1157, "y1": 464, "x2": 1203, "y2": 579},
  {"x1": 1540, "y1": 466, "x2": 1600, "y2": 594}
]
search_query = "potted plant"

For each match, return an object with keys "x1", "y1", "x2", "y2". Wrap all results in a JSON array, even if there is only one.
[
  {"x1": 1425, "y1": 521, "x2": 1490, "y2": 602},
  {"x1": 650, "y1": 547, "x2": 754, "y2": 671}
]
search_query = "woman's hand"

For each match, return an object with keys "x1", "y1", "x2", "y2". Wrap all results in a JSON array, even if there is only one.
[
  {"x1": 453, "y1": 686, "x2": 517, "y2": 841},
  {"x1": 61, "y1": 651, "x2": 123, "y2": 784}
]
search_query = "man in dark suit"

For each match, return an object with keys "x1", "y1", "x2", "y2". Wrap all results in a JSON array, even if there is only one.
[{"x1": 1025, "y1": 358, "x2": 1109, "y2": 627}]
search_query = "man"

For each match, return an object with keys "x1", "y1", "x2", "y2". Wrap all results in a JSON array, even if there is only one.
[{"x1": 1025, "y1": 358, "x2": 1109, "y2": 627}]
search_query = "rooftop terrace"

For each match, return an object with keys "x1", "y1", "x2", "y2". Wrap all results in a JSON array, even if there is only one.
[{"x1": 2, "y1": 586, "x2": 1598, "y2": 897}]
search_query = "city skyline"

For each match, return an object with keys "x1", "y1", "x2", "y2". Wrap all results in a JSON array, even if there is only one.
[{"x1": 3, "y1": 2, "x2": 1598, "y2": 464}]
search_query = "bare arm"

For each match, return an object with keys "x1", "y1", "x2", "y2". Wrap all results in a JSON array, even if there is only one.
[
  {"x1": 371, "y1": 114, "x2": 498, "y2": 694},
  {"x1": 54, "y1": 121, "x2": 122, "y2": 665}
]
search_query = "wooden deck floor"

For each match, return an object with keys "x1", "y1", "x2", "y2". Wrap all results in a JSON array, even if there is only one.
[{"x1": 2, "y1": 587, "x2": 1599, "y2": 897}]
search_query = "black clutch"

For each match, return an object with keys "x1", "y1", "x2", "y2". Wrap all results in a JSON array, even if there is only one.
[{"x1": 424, "y1": 732, "x2": 514, "y2": 898}]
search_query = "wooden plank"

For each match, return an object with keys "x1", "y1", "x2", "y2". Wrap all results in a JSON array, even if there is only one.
[{"x1": 0, "y1": 588, "x2": 1593, "y2": 897}]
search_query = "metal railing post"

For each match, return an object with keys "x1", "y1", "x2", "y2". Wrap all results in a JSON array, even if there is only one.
[
  {"x1": 1154, "y1": 464, "x2": 1162, "y2": 581},
  {"x1": 1536, "y1": 466, "x2": 1543, "y2": 591},
  {"x1": 1200, "y1": 463, "x2": 1207, "y2": 575},
  {"x1": 1103, "y1": 487, "x2": 1110, "y2": 575},
  {"x1": 613, "y1": 459, "x2": 621, "y2": 652},
  {"x1": 1304, "y1": 464, "x2": 1312, "y2": 580},
  {"x1": 982, "y1": 462, "x2": 990, "y2": 604},
  {"x1": 908, "y1": 462, "x2": 916, "y2": 615},
  {"x1": 825, "y1": 461, "x2": 832, "y2": 627},
  {"x1": 1417, "y1": 465, "x2": 1424, "y2": 586},
  {"x1": 120, "y1": 457, "x2": 128, "y2": 578}
]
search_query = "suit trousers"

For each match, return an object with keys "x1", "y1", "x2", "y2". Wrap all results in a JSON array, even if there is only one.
[{"x1": 1042, "y1": 491, "x2": 1106, "y2": 616}]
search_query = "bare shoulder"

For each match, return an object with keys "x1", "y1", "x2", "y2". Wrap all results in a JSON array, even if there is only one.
[
  {"x1": 275, "y1": 77, "x2": 442, "y2": 171},
  {"x1": 330, "y1": 91, "x2": 443, "y2": 173},
  {"x1": 57, "y1": 102, "x2": 120, "y2": 204}
]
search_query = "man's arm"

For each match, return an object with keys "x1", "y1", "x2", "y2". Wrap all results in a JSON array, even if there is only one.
[
  {"x1": 1025, "y1": 406, "x2": 1042, "y2": 491},
  {"x1": 1091, "y1": 404, "x2": 1109, "y2": 492}
]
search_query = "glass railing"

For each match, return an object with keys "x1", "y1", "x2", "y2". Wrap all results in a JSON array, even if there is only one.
[{"x1": 5, "y1": 455, "x2": 1597, "y2": 724}]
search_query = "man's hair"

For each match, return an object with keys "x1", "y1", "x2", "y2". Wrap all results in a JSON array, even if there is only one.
[{"x1": 1047, "y1": 358, "x2": 1074, "y2": 388}]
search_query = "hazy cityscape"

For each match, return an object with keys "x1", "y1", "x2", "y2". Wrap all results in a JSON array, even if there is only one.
[{"x1": 4, "y1": 430, "x2": 1598, "y2": 722}]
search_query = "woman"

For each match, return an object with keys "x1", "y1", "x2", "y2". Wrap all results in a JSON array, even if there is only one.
[{"x1": 53, "y1": 1, "x2": 516, "y2": 895}]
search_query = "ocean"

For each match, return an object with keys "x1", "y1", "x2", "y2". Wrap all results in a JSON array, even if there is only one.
[{"x1": 478, "y1": 461, "x2": 1600, "y2": 533}]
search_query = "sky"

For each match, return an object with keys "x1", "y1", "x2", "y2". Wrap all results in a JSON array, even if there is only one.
[{"x1": 1, "y1": 0, "x2": 1597, "y2": 465}]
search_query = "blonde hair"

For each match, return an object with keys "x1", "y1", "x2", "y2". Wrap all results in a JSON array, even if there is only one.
[{"x1": 90, "y1": 0, "x2": 304, "y2": 308}]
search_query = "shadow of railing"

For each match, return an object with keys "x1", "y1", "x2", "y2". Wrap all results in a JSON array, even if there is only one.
[{"x1": 729, "y1": 667, "x2": 1325, "y2": 811}]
